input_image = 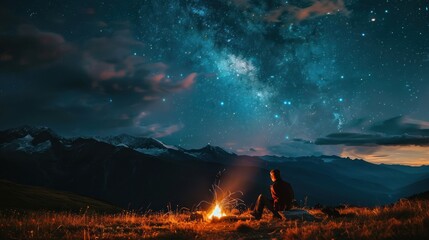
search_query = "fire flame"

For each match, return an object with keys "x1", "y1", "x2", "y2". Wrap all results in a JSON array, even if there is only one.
[{"x1": 207, "y1": 203, "x2": 226, "y2": 220}]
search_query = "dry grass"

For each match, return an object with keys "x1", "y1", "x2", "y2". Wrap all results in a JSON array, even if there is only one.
[{"x1": 1, "y1": 200, "x2": 428, "y2": 240}]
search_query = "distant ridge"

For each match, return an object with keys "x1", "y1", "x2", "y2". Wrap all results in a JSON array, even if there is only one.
[
  {"x1": 407, "y1": 191, "x2": 429, "y2": 201},
  {"x1": 1, "y1": 125, "x2": 429, "y2": 209},
  {"x1": 100, "y1": 134, "x2": 170, "y2": 149},
  {"x1": 0, "y1": 125, "x2": 60, "y2": 144}
]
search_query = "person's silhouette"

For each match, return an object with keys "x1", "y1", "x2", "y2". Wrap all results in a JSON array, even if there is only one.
[{"x1": 251, "y1": 169, "x2": 294, "y2": 220}]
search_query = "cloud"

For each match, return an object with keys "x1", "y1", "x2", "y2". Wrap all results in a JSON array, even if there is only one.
[
  {"x1": 291, "y1": 0, "x2": 349, "y2": 21},
  {"x1": 315, "y1": 116, "x2": 429, "y2": 147},
  {"x1": 177, "y1": 73, "x2": 197, "y2": 90},
  {"x1": 235, "y1": 146, "x2": 270, "y2": 156},
  {"x1": 0, "y1": 25, "x2": 72, "y2": 70},
  {"x1": 84, "y1": 30, "x2": 145, "y2": 62},
  {"x1": 341, "y1": 146, "x2": 381, "y2": 156},
  {"x1": 264, "y1": 0, "x2": 349, "y2": 23},
  {"x1": 0, "y1": 24, "x2": 196, "y2": 135},
  {"x1": 133, "y1": 112, "x2": 150, "y2": 126},
  {"x1": 311, "y1": 116, "x2": 429, "y2": 165},
  {"x1": 81, "y1": 30, "x2": 196, "y2": 94},
  {"x1": 316, "y1": 133, "x2": 429, "y2": 146},
  {"x1": 144, "y1": 123, "x2": 184, "y2": 138},
  {"x1": 340, "y1": 145, "x2": 429, "y2": 166},
  {"x1": 268, "y1": 139, "x2": 342, "y2": 157},
  {"x1": 370, "y1": 116, "x2": 429, "y2": 136}
]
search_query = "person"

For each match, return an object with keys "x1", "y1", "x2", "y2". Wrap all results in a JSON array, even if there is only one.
[{"x1": 251, "y1": 169, "x2": 294, "y2": 220}]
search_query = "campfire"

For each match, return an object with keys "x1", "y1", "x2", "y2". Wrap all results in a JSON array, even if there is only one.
[
  {"x1": 198, "y1": 171, "x2": 246, "y2": 222},
  {"x1": 207, "y1": 202, "x2": 226, "y2": 220}
]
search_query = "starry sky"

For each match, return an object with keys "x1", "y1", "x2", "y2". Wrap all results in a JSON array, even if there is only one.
[{"x1": 1, "y1": 0, "x2": 429, "y2": 165}]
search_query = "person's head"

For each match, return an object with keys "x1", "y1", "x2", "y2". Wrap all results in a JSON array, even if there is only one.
[{"x1": 270, "y1": 169, "x2": 281, "y2": 182}]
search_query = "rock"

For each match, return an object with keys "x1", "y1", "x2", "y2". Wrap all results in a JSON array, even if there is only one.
[{"x1": 280, "y1": 209, "x2": 316, "y2": 221}]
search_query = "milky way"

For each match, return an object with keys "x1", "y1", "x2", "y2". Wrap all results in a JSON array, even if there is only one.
[{"x1": 1, "y1": 0, "x2": 429, "y2": 164}]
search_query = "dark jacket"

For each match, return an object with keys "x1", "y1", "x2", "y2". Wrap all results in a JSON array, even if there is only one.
[{"x1": 270, "y1": 179, "x2": 294, "y2": 211}]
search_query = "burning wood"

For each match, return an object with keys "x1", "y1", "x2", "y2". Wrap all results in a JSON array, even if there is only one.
[
  {"x1": 207, "y1": 203, "x2": 226, "y2": 220},
  {"x1": 198, "y1": 171, "x2": 246, "y2": 222}
]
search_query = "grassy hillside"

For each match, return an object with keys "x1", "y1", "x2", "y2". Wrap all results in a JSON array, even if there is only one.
[
  {"x1": 0, "y1": 199, "x2": 428, "y2": 239},
  {"x1": 0, "y1": 180, "x2": 121, "y2": 213}
]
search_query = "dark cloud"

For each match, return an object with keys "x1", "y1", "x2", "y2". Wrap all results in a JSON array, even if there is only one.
[
  {"x1": 0, "y1": 25, "x2": 72, "y2": 70},
  {"x1": 0, "y1": 24, "x2": 196, "y2": 136},
  {"x1": 315, "y1": 117, "x2": 429, "y2": 146},
  {"x1": 292, "y1": 138, "x2": 314, "y2": 144},
  {"x1": 268, "y1": 139, "x2": 341, "y2": 157},
  {"x1": 370, "y1": 116, "x2": 429, "y2": 136},
  {"x1": 81, "y1": 30, "x2": 197, "y2": 95}
]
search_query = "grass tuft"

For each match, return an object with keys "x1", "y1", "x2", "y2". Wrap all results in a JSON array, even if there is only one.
[{"x1": 1, "y1": 200, "x2": 428, "y2": 239}]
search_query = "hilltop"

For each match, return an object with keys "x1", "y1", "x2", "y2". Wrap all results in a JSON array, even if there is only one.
[
  {"x1": 0, "y1": 180, "x2": 120, "y2": 213},
  {"x1": 0, "y1": 198, "x2": 428, "y2": 240}
]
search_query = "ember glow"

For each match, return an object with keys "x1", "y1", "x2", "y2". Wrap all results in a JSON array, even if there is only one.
[{"x1": 207, "y1": 203, "x2": 226, "y2": 220}]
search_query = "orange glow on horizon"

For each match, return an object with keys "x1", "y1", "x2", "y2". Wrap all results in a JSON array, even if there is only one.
[{"x1": 341, "y1": 145, "x2": 429, "y2": 166}]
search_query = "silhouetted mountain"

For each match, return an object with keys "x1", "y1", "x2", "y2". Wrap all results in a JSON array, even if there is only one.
[
  {"x1": 407, "y1": 191, "x2": 429, "y2": 201},
  {"x1": 100, "y1": 134, "x2": 174, "y2": 156},
  {"x1": 0, "y1": 125, "x2": 60, "y2": 143},
  {"x1": 0, "y1": 125, "x2": 63, "y2": 154},
  {"x1": 101, "y1": 134, "x2": 170, "y2": 150},
  {"x1": 0, "y1": 130, "x2": 216, "y2": 209},
  {"x1": 1, "y1": 126, "x2": 428, "y2": 210},
  {"x1": 184, "y1": 145, "x2": 237, "y2": 162},
  {"x1": 380, "y1": 164, "x2": 429, "y2": 174},
  {"x1": 398, "y1": 177, "x2": 429, "y2": 198}
]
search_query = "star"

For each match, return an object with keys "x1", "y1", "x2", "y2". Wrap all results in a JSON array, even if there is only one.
[{"x1": 1, "y1": 0, "x2": 428, "y2": 166}]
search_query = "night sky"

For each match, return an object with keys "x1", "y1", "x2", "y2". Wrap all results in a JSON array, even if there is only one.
[{"x1": 1, "y1": 0, "x2": 429, "y2": 165}]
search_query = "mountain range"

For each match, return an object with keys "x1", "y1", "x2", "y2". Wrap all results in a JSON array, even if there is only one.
[{"x1": 1, "y1": 126, "x2": 428, "y2": 210}]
